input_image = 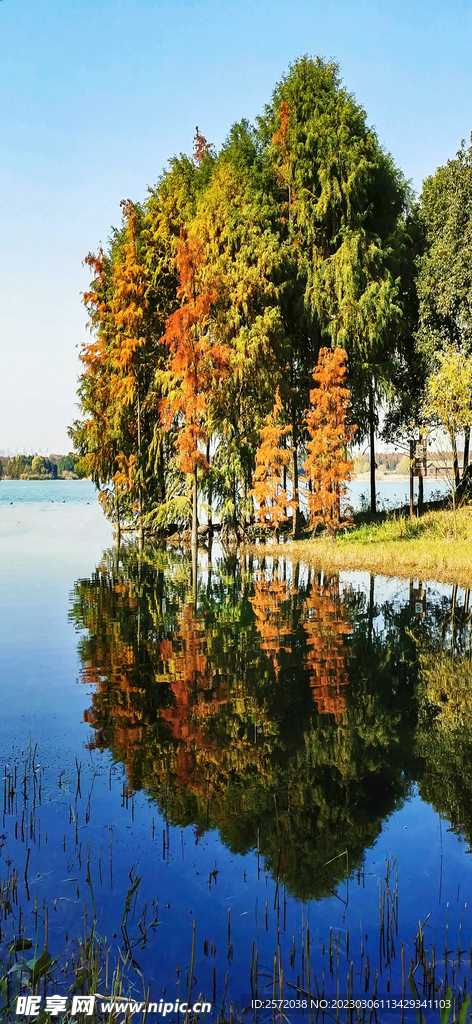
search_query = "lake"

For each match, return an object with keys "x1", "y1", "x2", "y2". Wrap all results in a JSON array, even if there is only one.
[{"x1": 0, "y1": 479, "x2": 470, "y2": 1023}]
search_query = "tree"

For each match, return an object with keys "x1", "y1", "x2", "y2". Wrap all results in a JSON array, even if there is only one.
[
  {"x1": 259, "y1": 57, "x2": 409, "y2": 517},
  {"x1": 57, "y1": 455, "x2": 75, "y2": 474},
  {"x1": 160, "y1": 233, "x2": 229, "y2": 545},
  {"x1": 423, "y1": 343, "x2": 472, "y2": 529},
  {"x1": 108, "y1": 200, "x2": 151, "y2": 543},
  {"x1": 73, "y1": 201, "x2": 169, "y2": 536},
  {"x1": 249, "y1": 388, "x2": 294, "y2": 536},
  {"x1": 417, "y1": 137, "x2": 472, "y2": 472},
  {"x1": 144, "y1": 149, "x2": 204, "y2": 531},
  {"x1": 70, "y1": 246, "x2": 125, "y2": 524},
  {"x1": 188, "y1": 139, "x2": 289, "y2": 541},
  {"x1": 304, "y1": 347, "x2": 356, "y2": 534},
  {"x1": 31, "y1": 455, "x2": 47, "y2": 476},
  {"x1": 72, "y1": 57, "x2": 415, "y2": 536}
]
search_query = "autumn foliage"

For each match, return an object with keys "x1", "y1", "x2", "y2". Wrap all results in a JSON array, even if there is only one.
[
  {"x1": 249, "y1": 571, "x2": 293, "y2": 679},
  {"x1": 304, "y1": 347, "x2": 356, "y2": 533},
  {"x1": 303, "y1": 574, "x2": 353, "y2": 720},
  {"x1": 73, "y1": 56, "x2": 409, "y2": 539},
  {"x1": 250, "y1": 388, "x2": 294, "y2": 534},
  {"x1": 160, "y1": 234, "x2": 228, "y2": 477}
]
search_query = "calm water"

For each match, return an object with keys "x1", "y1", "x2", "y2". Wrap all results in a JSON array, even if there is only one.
[{"x1": 0, "y1": 480, "x2": 470, "y2": 1022}]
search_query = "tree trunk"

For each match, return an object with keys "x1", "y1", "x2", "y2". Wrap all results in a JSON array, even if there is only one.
[
  {"x1": 282, "y1": 444, "x2": 287, "y2": 522},
  {"x1": 137, "y1": 489, "x2": 144, "y2": 549},
  {"x1": 409, "y1": 440, "x2": 415, "y2": 518},
  {"x1": 368, "y1": 574, "x2": 375, "y2": 648},
  {"x1": 369, "y1": 384, "x2": 376, "y2": 515},
  {"x1": 449, "y1": 430, "x2": 459, "y2": 538},
  {"x1": 137, "y1": 391, "x2": 144, "y2": 547},
  {"x1": 418, "y1": 469, "x2": 424, "y2": 514},
  {"x1": 192, "y1": 464, "x2": 198, "y2": 547},
  {"x1": 207, "y1": 536, "x2": 213, "y2": 598},
  {"x1": 115, "y1": 490, "x2": 121, "y2": 541},
  {"x1": 334, "y1": 481, "x2": 340, "y2": 526},
  {"x1": 192, "y1": 540, "x2": 198, "y2": 605},
  {"x1": 157, "y1": 435, "x2": 166, "y2": 504},
  {"x1": 206, "y1": 440, "x2": 213, "y2": 535},
  {"x1": 240, "y1": 472, "x2": 247, "y2": 540},
  {"x1": 291, "y1": 423, "x2": 301, "y2": 538},
  {"x1": 452, "y1": 430, "x2": 460, "y2": 489},
  {"x1": 464, "y1": 427, "x2": 470, "y2": 477}
]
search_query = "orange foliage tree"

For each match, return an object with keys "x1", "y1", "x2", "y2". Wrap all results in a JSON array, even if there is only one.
[
  {"x1": 193, "y1": 126, "x2": 212, "y2": 166},
  {"x1": 250, "y1": 388, "x2": 295, "y2": 537},
  {"x1": 77, "y1": 249, "x2": 118, "y2": 492},
  {"x1": 109, "y1": 200, "x2": 150, "y2": 540},
  {"x1": 303, "y1": 574, "x2": 353, "y2": 720},
  {"x1": 160, "y1": 234, "x2": 229, "y2": 544},
  {"x1": 304, "y1": 347, "x2": 356, "y2": 534}
]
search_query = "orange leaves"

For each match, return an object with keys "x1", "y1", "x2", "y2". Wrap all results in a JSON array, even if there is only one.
[
  {"x1": 304, "y1": 575, "x2": 353, "y2": 720},
  {"x1": 77, "y1": 200, "x2": 151, "y2": 502},
  {"x1": 304, "y1": 348, "x2": 356, "y2": 533},
  {"x1": 160, "y1": 233, "x2": 229, "y2": 475},
  {"x1": 81, "y1": 249, "x2": 110, "y2": 352},
  {"x1": 249, "y1": 571, "x2": 293, "y2": 679},
  {"x1": 113, "y1": 452, "x2": 137, "y2": 493},
  {"x1": 193, "y1": 126, "x2": 212, "y2": 166},
  {"x1": 250, "y1": 387, "x2": 296, "y2": 532},
  {"x1": 272, "y1": 101, "x2": 293, "y2": 214},
  {"x1": 272, "y1": 100, "x2": 290, "y2": 151},
  {"x1": 109, "y1": 200, "x2": 148, "y2": 375}
]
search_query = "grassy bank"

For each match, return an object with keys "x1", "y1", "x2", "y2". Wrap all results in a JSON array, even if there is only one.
[{"x1": 247, "y1": 506, "x2": 472, "y2": 588}]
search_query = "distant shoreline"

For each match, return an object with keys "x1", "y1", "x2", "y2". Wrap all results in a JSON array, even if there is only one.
[
  {"x1": 0, "y1": 476, "x2": 82, "y2": 482},
  {"x1": 351, "y1": 472, "x2": 449, "y2": 484}
]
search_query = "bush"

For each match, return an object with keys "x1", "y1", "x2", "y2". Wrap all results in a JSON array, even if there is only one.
[{"x1": 396, "y1": 455, "x2": 410, "y2": 475}]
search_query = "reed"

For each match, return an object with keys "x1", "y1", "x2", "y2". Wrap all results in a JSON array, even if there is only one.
[{"x1": 3, "y1": 746, "x2": 472, "y2": 1023}]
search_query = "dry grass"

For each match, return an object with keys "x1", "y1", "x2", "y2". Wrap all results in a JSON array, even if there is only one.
[{"x1": 246, "y1": 506, "x2": 472, "y2": 588}]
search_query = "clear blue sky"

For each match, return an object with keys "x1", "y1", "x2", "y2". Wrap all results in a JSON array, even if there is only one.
[{"x1": 1, "y1": 0, "x2": 471, "y2": 453}]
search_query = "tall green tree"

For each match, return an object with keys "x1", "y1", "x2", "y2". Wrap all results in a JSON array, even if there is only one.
[
  {"x1": 259, "y1": 57, "x2": 410, "y2": 514},
  {"x1": 416, "y1": 137, "x2": 472, "y2": 474}
]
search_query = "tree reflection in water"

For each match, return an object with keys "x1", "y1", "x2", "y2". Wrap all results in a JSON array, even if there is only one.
[{"x1": 70, "y1": 543, "x2": 471, "y2": 900}]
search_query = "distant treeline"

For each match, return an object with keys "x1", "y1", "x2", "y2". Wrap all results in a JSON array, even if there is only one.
[
  {"x1": 0, "y1": 453, "x2": 85, "y2": 480},
  {"x1": 354, "y1": 452, "x2": 408, "y2": 474},
  {"x1": 355, "y1": 451, "x2": 463, "y2": 477}
]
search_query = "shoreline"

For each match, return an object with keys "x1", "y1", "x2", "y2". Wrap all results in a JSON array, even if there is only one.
[{"x1": 246, "y1": 506, "x2": 472, "y2": 589}]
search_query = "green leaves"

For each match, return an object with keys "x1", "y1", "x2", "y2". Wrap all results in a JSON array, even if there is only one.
[
  {"x1": 417, "y1": 138, "x2": 472, "y2": 357},
  {"x1": 423, "y1": 344, "x2": 472, "y2": 441}
]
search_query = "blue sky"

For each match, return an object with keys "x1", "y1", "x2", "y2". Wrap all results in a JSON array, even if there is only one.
[{"x1": 1, "y1": 0, "x2": 471, "y2": 452}]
